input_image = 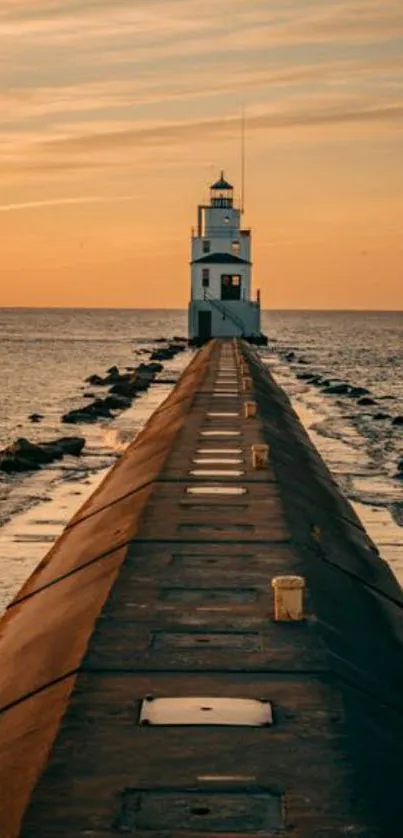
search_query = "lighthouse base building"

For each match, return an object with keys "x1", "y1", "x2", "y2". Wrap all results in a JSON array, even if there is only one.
[{"x1": 188, "y1": 172, "x2": 266, "y2": 344}]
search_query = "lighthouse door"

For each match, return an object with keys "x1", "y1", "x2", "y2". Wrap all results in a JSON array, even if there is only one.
[{"x1": 198, "y1": 310, "x2": 212, "y2": 342}]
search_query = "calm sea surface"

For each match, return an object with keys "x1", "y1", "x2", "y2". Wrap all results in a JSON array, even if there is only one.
[{"x1": 0, "y1": 308, "x2": 402, "y2": 609}]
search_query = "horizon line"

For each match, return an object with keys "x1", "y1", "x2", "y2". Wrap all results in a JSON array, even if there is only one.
[{"x1": 0, "y1": 306, "x2": 402, "y2": 314}]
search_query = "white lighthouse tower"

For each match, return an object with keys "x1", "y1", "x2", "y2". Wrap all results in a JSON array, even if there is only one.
[{"x1": 188, "y1": 171, "x2": 264, "y2": 343}]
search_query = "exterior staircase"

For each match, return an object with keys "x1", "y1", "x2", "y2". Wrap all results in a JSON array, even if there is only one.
[{"x1": 203, "y1": 289, "x2": 246, "y2": 333}]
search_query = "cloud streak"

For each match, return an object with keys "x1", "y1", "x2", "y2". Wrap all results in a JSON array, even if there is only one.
[
  {"x1": 2, "y1": 55, "x2": 402, "y2": 124},
  {"x1": 2, "y1": 88, "x2": 402, "y2": 185},
  {"x1": 36, "y1": 99, "x2": 403, "y2": 157},
  {"x1": 1, "y1": 0, "x2": 402, "y2": 309},
  {"x1": 0, "y1": 195, "x2": 137, "y2": 212},
  {"x1": 1, "y1": 4, "x2": 403, "y2": 220},
  {"x1": 2, "y1": 0, "x2": 402, "y2": 51}
]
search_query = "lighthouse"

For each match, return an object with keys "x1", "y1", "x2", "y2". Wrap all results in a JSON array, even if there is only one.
[{"x1": 188, "y1": 171, "x2": 265, "y2": 343}]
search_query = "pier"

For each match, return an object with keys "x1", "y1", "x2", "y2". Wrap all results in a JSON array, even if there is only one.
[{"x1": 1, "y1": 339, "x2": 403, "y2": 837}]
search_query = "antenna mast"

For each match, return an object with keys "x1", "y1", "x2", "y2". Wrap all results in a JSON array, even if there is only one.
[{"x1": 241, "y1": 106, "x2": 246, "y2": 215}]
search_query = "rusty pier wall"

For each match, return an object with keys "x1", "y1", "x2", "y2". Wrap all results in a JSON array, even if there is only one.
[{"x1": 0, "y1": 339, "x2": 402, "y2": 837}]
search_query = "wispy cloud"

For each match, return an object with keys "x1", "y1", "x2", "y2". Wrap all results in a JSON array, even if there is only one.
[
  {"x1": 2, "y1": 55, "x2": 402, "y2": 124},
  {"x1": 1, "y1": 0, "x2": 401, "y2": 172},
  {"x1": 34, "y1": 98, "x2": 403, "y2": 156},
  {"x1": 0, "y1": 195, "x2": 137, "y2": 212},
  {"x1": 0, "y1": 1, "x2": 217, "y2": 44},
  {"x1": 1, "y1": 0, "x2": 402, "y2": 50},
  {"x1": 1, "y1": 1, "x2": 402, "y2": 308},
  {"x1": 1, "y1": 89, "x2": 402, "y2": 186},
  {"x1": 1, "y1": 3, "x2": 403, "y2": 211}
]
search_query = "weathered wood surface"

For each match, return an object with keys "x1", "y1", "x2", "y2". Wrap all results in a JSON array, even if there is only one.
[
  {"x1": 0, "y1": 339, "x2": 402, "y2": 837},
  {"x1": 0, "y1": 342, "x2": 214, "y2": 836}
]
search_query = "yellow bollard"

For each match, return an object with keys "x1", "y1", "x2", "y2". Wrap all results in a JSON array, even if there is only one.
[
  {"x1": 251, "y1": 443, "x2": 269, "y2": 469},
  {"x1": 244, "y1": 401, "x2": 257, "y2": 419},
  {"x1": 271, "y1": 575, "x2": 305, "y2": 621}
]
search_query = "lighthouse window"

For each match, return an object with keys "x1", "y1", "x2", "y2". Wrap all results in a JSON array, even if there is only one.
[
  {"x1": 202, "y1": 240, "x2": 210, "y2": 254},
  {"x1": 202, "y1": 269, "x2": 210, "y2": 287},
  {"x1": 221, "y1": 274, "x2": 241, "y2": 301}
]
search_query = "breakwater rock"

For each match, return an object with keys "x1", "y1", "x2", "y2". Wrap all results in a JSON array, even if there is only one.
[
  {"x1": 64, "y1": 364, "x2": 162, "y2": 423},
  {"x1": 150, "y1": 343, "x2": 185, "y2": 361},
  {"x1": 0, "y1": 436, "x2": 85, "y2": 473},
  {"x1": 63, "y1": 342, "x2": 186, "y2": 425},
  {"x1": 62, "y1": 399, "x2": 114, "y2": 424}
]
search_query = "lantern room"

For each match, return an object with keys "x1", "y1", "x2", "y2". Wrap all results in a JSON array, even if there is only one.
[{"x1": 210, "y1": 172, "x2": 234, "y2": 208}]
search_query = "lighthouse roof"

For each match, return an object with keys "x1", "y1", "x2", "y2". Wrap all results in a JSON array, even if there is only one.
[
  {"x1": 211, "y1": 171, "x2": 233, "y2": 190},
  {"x1": 192, "y1": 251, "x2": 251, "y2": 265}
]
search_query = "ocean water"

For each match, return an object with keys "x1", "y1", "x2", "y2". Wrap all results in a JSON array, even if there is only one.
[
  {"x1": 0, "y1": 308, "x2": 402, "y2": 611},
  {"x1": 260, "y1": 309, "x2": 403, "y2": 584},
  {"x1": 0, "y1": 308, "x2": 189, "y2": 610}
]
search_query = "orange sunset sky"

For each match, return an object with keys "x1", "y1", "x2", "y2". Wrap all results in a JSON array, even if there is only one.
[{"x1": 1, "y1": 0, "x2": 402, "y2": 309}]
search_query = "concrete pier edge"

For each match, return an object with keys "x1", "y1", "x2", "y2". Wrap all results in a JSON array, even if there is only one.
[
  {"x1": 243, "y1": 341, "x2": 403, "y2": 827},
  {"x1": 0, "y1": 341, "x2": 215, "y2": 837}
]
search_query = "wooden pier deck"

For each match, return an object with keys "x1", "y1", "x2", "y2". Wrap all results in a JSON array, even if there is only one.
[{"x1": 1, "y1": 340, "x2": 403, "y2": 837}]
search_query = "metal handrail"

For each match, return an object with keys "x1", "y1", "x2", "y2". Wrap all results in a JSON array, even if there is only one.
[{"x1": 203, "y1": 289, "x2": 245, "y2": 332}]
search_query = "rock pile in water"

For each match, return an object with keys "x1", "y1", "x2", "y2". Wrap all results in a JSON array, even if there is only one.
[
  {"x1": 0, "y1": 436, "x2": 85, "y2": 473},
  {"x1": 62, "y1": 342, "x2": 186, "y2": 424},
  {"x1": 281, "y1": 351, "x2": 403, "y2": 426},
  {"x1": 1, "y1": 341, "x2": 187, "y2": 472}
]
